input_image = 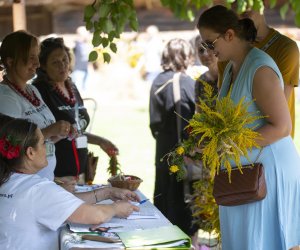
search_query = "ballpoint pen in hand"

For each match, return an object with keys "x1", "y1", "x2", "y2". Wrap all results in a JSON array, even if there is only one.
[{"x1": 139, "y1": 193, "x2": 162, "y2": 205}]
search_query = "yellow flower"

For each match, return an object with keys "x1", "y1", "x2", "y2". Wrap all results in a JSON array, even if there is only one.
[
  {"x1": 176, "y1": 146, "x2": 185, "y2": 155},
  {"x1": 169, "y1": 165, "x2": 179, "y2": 173}
]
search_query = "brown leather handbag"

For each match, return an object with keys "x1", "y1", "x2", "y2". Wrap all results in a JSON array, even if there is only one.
[{"x1": 213, "y1": 162, "x2": 267, "y2": 206}]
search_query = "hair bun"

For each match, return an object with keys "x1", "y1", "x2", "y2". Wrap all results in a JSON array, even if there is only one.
[{"x1": 238, "y1": 18, "x2": 257, "y2": 42}]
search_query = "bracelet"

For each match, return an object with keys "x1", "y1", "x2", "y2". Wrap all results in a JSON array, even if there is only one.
[{"x1": 93, "y1": 190, "x2": 99, "y2": 203}]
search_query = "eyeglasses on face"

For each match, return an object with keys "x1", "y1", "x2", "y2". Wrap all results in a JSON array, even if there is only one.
[{"x1": 201, "y1": 35, "x2": 221, "y2": 51}]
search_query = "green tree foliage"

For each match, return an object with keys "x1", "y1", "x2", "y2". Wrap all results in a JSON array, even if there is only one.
[{"x1": 84, "y1": 0, "x2": 300, "y2": 62}]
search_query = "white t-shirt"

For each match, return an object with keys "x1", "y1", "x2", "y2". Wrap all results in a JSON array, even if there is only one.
[
  {"x1": 0, "y1": 84, "x2": 56, "y2": 180},
  {"x1": 0, "y1": 173, "x2": 84, "y2": 250}
]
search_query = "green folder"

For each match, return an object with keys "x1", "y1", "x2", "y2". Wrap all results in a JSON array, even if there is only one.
[{"x1": 117, "y1": 225, "x2": 191, "y2": 249}]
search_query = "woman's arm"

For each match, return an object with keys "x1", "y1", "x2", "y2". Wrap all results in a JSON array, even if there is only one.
[
  {"x1": 74, "y1": 187, "x2": 140, "y2": 205},
  {"x1": 68, "y1": 201, "x2": 139, "y2": 224},
  {"x1": 41, "y1": 120, "x2": 72, "y2": 142},
  {"x1": 85, "y1": 132, "x2": 118, "y2": 156},
  {"x1": 253, "y1": 66, "x2": 292, "y2": 146}
]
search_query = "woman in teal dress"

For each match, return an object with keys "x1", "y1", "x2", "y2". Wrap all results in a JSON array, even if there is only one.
[{"x1": 197, "y1": 5, "x2": 300, "y2": 250}]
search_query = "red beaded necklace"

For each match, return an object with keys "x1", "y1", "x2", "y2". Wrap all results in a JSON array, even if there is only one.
[
  {"x1": 4, "y1": 76, "x2": 41, "y2": 107},
  {"x1": 54, "y1": 83, "x2": 76, "y2": 106}
]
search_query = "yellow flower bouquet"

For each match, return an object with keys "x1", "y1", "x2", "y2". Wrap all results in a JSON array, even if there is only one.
[{"x1": 165, "y1": 80, "x2": 263, "y2": 236}]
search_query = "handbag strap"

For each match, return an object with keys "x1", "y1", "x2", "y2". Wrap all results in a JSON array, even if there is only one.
[
  {"x1": 172, "y1": 72, "x2": 182, "y2": 142},
  {"x1": 172, "y1": 72, "x2": 193, "y2": 202},
  {"x1": 253, "y1": 148, "x2": 263, "y2": 163}
]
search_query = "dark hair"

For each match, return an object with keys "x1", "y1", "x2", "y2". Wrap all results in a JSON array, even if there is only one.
[
  {"x1": 0, "y1": 117, "x2": 38, "y2": 186},
  {"x1": 0, "y1": 30, "x2": 39, "y2": 72},
  {"x1": 161, "y1": 38, "x2": 194, "y2": 72},
  {"x1": 197, "y1": 5, "x2": 257, "y2": 42},
  {"x1": 35, "y1": 37, "x2": 72, "y2": 87},
  {"x1": 39, "y1": 37, "x2": 71, "y2": 66}
]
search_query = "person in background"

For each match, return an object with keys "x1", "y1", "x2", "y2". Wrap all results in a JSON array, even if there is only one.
[
  {"x1": 194, "y1": 34, "x2": 218, "y2": 111},
  {"x1": 0, "y1": 30, "x2": 71, "y2": 181},
  {"x1": 71, "y1": 26, "x2": 92, "y2": 93},
  {"x1": 32, "y1": 37, "x2": 118, "y2": 189},
  {"x1": 218, "y1": 4, "x2": 299, "y2": 138},
  {"x1": 149, "y1": 38, "x2": 199, "y2": 249},
  {"x1": 143, "y1": 25, "x2": 163, "y2": 83},
  {"x1": 197, "y1": 5, "x2": 300, "y2": 249},
  {"x1": 0, "y1": 117, "x2": 139, "y2": 250}
]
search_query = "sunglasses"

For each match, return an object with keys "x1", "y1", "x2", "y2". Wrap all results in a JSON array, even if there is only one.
[{"x1": 201, "y1": 35, "x2": 221, "y2": 51}]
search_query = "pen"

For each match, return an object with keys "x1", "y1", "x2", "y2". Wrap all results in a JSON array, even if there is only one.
[{"x1": 139, "y1": 193, "x2": 162, "y2": 205}]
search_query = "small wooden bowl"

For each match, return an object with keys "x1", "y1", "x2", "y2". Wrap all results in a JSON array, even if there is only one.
[{"x1": 108, "y1": 175, "x2": 143, "y2": 191}]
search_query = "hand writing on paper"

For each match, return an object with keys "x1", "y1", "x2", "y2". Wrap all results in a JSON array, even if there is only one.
[{"x1": 113, "y1": 201, "x2": 139, "y2": 218}]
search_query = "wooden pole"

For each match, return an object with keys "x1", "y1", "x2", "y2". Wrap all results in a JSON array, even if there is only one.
[{"x1": 12, "y1": 0, "x2": 27, "y2": 31}]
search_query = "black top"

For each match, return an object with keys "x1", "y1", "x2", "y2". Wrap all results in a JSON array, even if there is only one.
[
  {"x1": 33, "y1": 75, "x2": 90, "y2": 177},
  {"x1": 149, "y1": 70, "x2": 197, "y2": 235}
]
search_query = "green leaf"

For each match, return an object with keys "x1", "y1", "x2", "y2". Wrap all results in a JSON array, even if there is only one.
[
  {"x1": 105, "y1": 19, "x2": 114, "y2": 33},
  {"x1": 187, "y1": 9, "x2": 195, "y2": 22},
  {"x1": 295, "y1": 11, "x2": 300, "y2": 27},
  {"x1": 84, "y1": 5, "x2": 96, "y2": 21},
  {"x1": 102, "y1": 37, "x2": 109, "y2": 47},
  {"x1": 291, "y1": 1, "x2": 300, "y2": 13},
  {"x1": 99, "y1": 3, "x2": 111, "y2": 18},
  {"x1": 85, "y1": 20, "x2": 93, "y2": 31},
  {"x1": 121, "y1": 0, "x2": 133, "y2": 7},
  {"x1": 97, "y1": 18, "x2": 105, "y2": 31},
  {"x1": 108, "y1": 31, "x2": 116, "y2": 41},
  {"x1": 269, "y1": 0, "x2": 277, "y2": 8},
  {"x1": 110, "y1": 42, "x2": 117, "y2": 53},
  {"x1": 92, "y1": 32, "x2": 102, "y2": 47},
  {"x1": 129, "y1": 16, "x2": 139, "y2": 31},
  {"x1": 103, "y1": 52, "x2": 111, "y2": 63},
  {"x1": 160, "y1": 0, "x2": 169, "y2": 7},
  {"x1": 252, "y1": 0, "x2": 264, "y2": 14},
  {"x1": 88, "y1": 51, "x2": 98, "y2": 62},
  {"x1": 280, "y1": 3, "x2": 289, "y2": 20}
]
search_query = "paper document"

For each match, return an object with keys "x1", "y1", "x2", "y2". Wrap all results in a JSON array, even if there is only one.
[{"x1": 127, "y1": 207, "x2": 160, "y2": 220}]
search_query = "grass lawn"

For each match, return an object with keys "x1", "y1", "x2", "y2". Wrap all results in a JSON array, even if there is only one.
[{"x1": 82, "y1": 65, "x2": 156, "y2": 199}]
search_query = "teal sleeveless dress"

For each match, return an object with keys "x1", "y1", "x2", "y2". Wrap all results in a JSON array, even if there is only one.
[{"x1": 218, "y1": 47, "x2": 300, "y2": 250}]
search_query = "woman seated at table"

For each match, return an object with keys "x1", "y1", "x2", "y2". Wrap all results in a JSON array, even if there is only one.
[{"x1": 0, "y1": 116, "x2": 139, "y2": 250}]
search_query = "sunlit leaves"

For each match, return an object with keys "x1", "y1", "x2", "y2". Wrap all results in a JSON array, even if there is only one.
[
  {"x1": 280, "y1": 3, "x2": 289, "y2": 20},
  {"x1": 84, "y1": 0, "x2": 138, "y2": 63},
  {"x1": 269, "y1": 0, "x2": 277, "y2": 8},
  {"x1": 84, "y1": 0, "x2": 300, "y2": 64},
  {"x1": 88, "y1": 51, "x2": 98, "y2": 62}
]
